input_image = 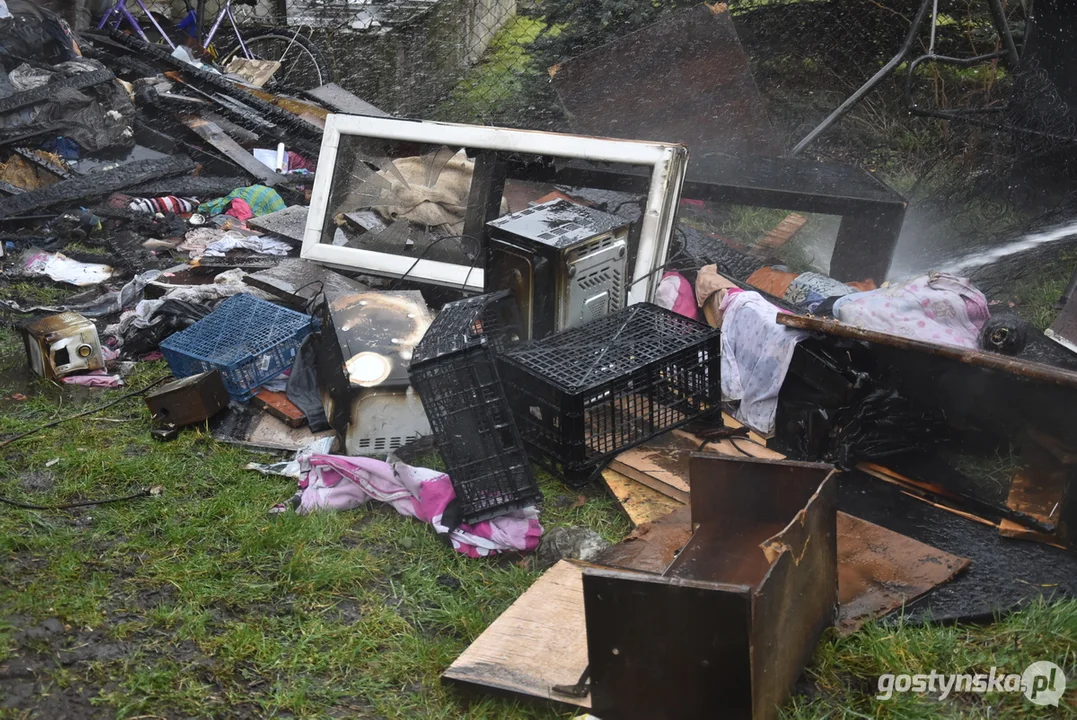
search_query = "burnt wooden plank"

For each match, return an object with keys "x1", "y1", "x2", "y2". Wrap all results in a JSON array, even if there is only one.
[
  {"x1": 0, "y1": 155, "x2": 194, "y2": 218},
  {"x1": 304, "y1": 83, "x2": 390, "y2": 117},
  {"x1": 181, "y1": 116, "x2": 287, "y2": 187},
  {"x1": 0, "y1": 68, "x2": 115, "y2": 115}
]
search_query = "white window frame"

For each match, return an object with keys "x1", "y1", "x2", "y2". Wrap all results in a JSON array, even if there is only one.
[{"x1": 302, "y1": 114, "x2": 689, "y2": 302}]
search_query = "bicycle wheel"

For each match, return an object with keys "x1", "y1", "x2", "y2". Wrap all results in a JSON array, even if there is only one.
[{"x1": 221, "y1": 28, "x2": 332, "y2": 92}]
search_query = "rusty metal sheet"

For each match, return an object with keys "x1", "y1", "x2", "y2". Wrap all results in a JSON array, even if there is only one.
[
  {"x1": 836, "y1": 512, "x2": 969, "y2": 634},
  {"x1": 551, "y1": 4, "x2": 779, "y2": 157}
]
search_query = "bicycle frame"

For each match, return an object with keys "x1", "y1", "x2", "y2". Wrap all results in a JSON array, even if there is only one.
[{"x1": 95, "y1": 0, "x2": 252, "y2": 58}]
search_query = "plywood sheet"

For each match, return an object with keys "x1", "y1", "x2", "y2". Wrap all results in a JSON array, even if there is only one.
[
  {"x1": 601, "y1": 468, "x2": 682, "y2": 527},
  {"x1": 605, "y1": 418, "x2": 783, "y2": 504},
  {"x1": 1005, "y1": 441, "x2": 1068, "y2": 531},
  {"x1": 837, "y1": 512, "x2": 970, "y2": 634},
  {"x1": 607, "y1": 433, "x2": 695, "y2": 503},
  {"x1": 442, "y1": 560, "x2": 591, "y2": 708}
]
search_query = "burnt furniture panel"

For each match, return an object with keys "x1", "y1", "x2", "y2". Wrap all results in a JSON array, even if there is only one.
[{"x1": 582, "y1": 454, "x2": 838, "y2": 720}]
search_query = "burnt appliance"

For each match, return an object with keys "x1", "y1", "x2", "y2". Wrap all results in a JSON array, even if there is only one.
[
  {"x1": 22, "y1": 312, "x2": 105, "y2": 380},
  {"x1": 485, "y1": 199, "x2": 632, "y2": 340},
  {"x1": 314, "y1": 290, "x2": 435, "y2": 456}
]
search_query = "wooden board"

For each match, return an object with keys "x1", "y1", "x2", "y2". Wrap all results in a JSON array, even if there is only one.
[
  {"x1": 607, "y1": 434, "x2": 695, "y2": 503},
  {"x1": 601, "y1": 468, "x2": 682, "y2": 527},
  {"x1": 837, "y1": 512, "x2": 969, "y2": 634},
  {"x1": 304, "y1": 83, "x2": 390, "y2": 117},
  {"x1": 998, "y1": 519, "x2": 1067, "y2": 549},
  {"x1": 1005, "y1": 441, "x2": 1068, "y2": 531},
  {"x1": 252, "y1": 390, "x2": 306, "y2": 428},
  {"x1": 442, "y1": 560, "x2": 591, "y2": 709},
  {"x1": 181, "y1": 116, "x2": 287, "y2": 187},
  {"x1": 592, "y1": 505, "x2": 692, "y2": 575},
  {"x1": 604, "y1": 417, "x2": 783, "y2": 504}
]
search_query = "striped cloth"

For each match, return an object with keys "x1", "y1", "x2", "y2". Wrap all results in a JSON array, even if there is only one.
[
  {"x1": 128, "y1": 196, "x2": 197, "y2": 215},
  {"x1": 198, "y1": 185, "x2": 286, "y2": 217}
]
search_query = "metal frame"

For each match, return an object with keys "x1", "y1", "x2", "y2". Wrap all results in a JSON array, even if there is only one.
[
  {"x1": 96, "y1": 0, "x2": 249, "y2": 55},
  {"x1": 792, "y1": 0, "x2": 1020, "y2": 155},
  {"x1": 301, "y1": 115, "x2": 689, "y2": 301}
]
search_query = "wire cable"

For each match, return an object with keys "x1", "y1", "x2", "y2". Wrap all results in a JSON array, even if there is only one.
[
  {"x1": 388, "y1": 234, "x2": 481, "y2": 291},
  {"x1": 0, "y1": 487, "x2": 161, "y2": 510},
  {"x1": 0, "y1": 377, "x2": 169, "y2": 451},
  {"x1": 0, "y1": 376, "x2": 171, "y2": 511}
]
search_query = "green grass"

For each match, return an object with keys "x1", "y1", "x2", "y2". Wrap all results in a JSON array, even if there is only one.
[
  {"x1": 432, "y1": 15, "x2": 558, "y2": 124},
  {"x1": 0, "y1": 316, "x2": 1074, "y2": 718},
  {"x1": 790, "y1": 599, "x2": 1077, "y2": 718},
  {"x1": 1011, "y1": 250, "x2": 1077, "y2": 331},
  {"x1": 0, "y1": 281, "x2": 73, "y2": 307},
  {"x1": 679, "y1": 205, "x2": 832, "y2": 274},
  {"x1": 63, "y1": 242, "x2": 112, "y2": 258}
]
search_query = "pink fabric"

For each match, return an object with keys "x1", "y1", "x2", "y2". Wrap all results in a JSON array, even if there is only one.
[
  {"x1": 656, "y1": 271, "x2": 703, "y2": 322},
  {"x1": 62, "y1": 370, "x2": 123, "y2": 388},
  {"x1": 287, "y1": 151, "x2": 317, "y2": 173},
  {"x1": 287, "y1": 455, "x2": 543, "y2": 558},
  {"x1": 224, "y1": 198, "x2": 254, "y2": 222},
  {"x1": 833, "y1": 272, "x2": 990, "y2": 350}
]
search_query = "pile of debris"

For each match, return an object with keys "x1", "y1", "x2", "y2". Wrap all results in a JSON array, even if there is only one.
[{"x1": 1, "y1": 2, "x2": 1075, "y2": 717}]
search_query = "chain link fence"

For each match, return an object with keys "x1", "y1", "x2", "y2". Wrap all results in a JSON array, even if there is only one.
[{"x1": 106, "y1": 0, "x2": 1077, "y2": 289}]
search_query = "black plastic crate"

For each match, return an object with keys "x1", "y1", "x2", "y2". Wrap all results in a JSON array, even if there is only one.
[
  {"x1": 497, "y1": 303, "x2": 721, "y2": 486},
  {"x1": 409, "y1": 292, "x2": 539, "y2": 524},
  {"x1": 410, "y1": 290, "x2": 523, "y2": 366}
]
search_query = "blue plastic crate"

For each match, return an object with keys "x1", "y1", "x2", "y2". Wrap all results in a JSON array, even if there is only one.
[{"x1": 160, "y1": 294, "x2": 312, "y2": 401}]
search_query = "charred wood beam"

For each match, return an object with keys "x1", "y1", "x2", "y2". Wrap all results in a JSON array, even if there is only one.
[
  {"x1": 0, "y1": 155, "x2": 194, "y2": 218},
  {"x1": 0, "y1": 68, "x2": 116, "y2": 115}
]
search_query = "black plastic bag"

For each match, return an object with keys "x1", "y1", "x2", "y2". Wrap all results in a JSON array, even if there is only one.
[
  {"x1": 286, "y1": 334, "x2": 330, "y2": 432},
  {"x1": 123, "y1": 299, "x2": 210, "y2": 356}
]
